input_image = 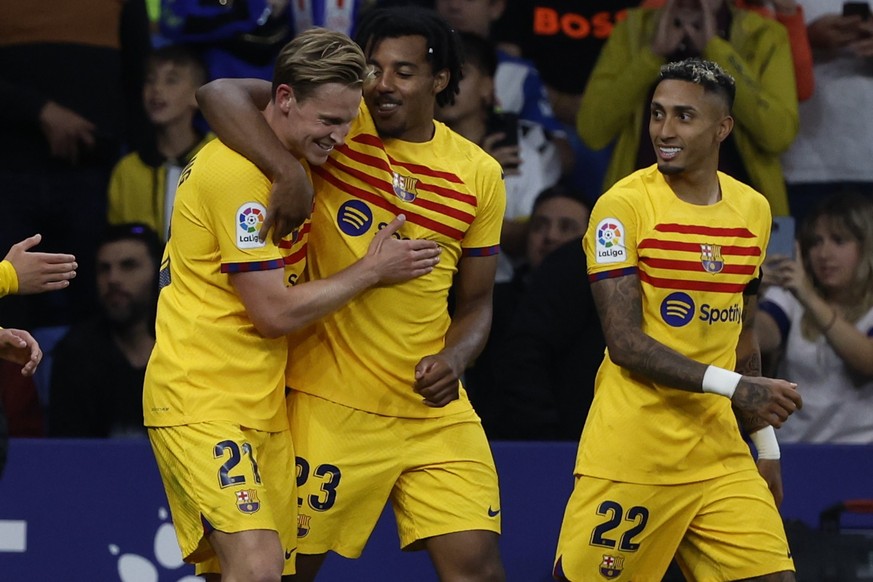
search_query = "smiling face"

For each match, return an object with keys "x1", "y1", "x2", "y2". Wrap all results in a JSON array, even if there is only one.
[
  {"x1": 274, "y1": 82, "x2": 362, "y2": 165},
  {"x1": 364, "y1": 35, "x2": 449, "y2": 142},
  {"x1": 649, "y1": 79, "x2": 732, "y2": 178},
  {"x1": 806, "y1": 217, "x2": 863, "y2": 294}
]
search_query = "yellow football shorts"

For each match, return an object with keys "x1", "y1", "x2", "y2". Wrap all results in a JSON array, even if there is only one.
[
  {"x1": 148, "y1": 421, "x2": 297, "y2": 575},
  {"x1": 554, "y1": 469, "x2": 794, "y2": 581},
  {"x1": 288, "y1": 391, "x2": 501, "y2": 558}
]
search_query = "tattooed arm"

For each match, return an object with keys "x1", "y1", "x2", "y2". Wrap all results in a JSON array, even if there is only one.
[
  {"x1": 734, "y1": 293, "x2": 768, "y2": 432},
  {"x1": 591, "y1": 274, "x2": 802, "y2": 428}
]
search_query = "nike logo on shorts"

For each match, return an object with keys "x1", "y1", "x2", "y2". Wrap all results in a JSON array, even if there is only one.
[
  {"x1": 285, "y1": 548, "x2": 296, "y2": 560},
  {"x1": 488, "y1": 506, "x2": 501, "y2": 517}
]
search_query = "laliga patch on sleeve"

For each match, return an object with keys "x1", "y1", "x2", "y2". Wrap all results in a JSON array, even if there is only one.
[
  {"x1": 236, "y1": 202, "x2": 268, "y2": 249},
  {"x1": 594, "y1": 217, "x2": 627, "y2": 264}
]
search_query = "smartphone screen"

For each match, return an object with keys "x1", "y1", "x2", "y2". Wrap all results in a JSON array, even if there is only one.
[
  {"x1": 843, "y1": 1, "x2": 871, "y2": 19},
  {"x1": 485, "y1": 112, "x2": 519, "y2": 170},
  {"x1": 767, "y1": 216, "x2": 796, "y2": 260},
  {"x1": 486, "y1": 112, "x2": 519, "y2": 149}
]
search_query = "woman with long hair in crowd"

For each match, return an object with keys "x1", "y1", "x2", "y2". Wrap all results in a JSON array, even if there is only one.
[{"x1": 756, "y1": 192, "x2": 873, "y2": 443}]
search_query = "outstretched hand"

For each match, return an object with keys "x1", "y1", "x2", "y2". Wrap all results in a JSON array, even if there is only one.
[
  {"x1": 732, "y1": 376, "x2": 802, "y2": 429},
  {"x1": 366, "y1": 215, "x2": 441, "y2": 284},
  {"x1": 0, "y1": 328, "x2": 42, "y2": 377},
  {"x1": 4, "y1": 234, "x2": 77, "y2": 294}
]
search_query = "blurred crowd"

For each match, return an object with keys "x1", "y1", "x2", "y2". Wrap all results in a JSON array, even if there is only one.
[{"x1": 0, "y1": 0, "x2": 871, "y2": 447}]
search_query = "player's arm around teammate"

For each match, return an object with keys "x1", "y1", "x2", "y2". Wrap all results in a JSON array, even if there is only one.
[
  {"x1": 234, "y1": 214, "x2": 439, "y2": 337},
  {"x1": 196, "y1": 79, "x2": 305, "y2": 245},
  {"x1": 591, "y1": 272, "x2": 802, "y2": 428}
]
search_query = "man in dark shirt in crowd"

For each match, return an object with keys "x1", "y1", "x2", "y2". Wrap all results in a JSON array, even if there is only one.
[{"x1": 49, "y1": 224, "x2": 161, "y2": 438}]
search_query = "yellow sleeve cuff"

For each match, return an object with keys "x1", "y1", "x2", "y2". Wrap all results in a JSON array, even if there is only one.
[{"x1": 0, "y1": 259, "x2": 20, "y2": 297}]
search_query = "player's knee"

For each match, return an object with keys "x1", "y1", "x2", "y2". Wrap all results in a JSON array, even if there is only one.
[
  {"x1": 242, "y1": 562, "x2": 283, "y2": 582},
  {"x1": 222, "y1": 553, "x2": 283, "y2": 582},
  {"x1": 448, "y1": 547, "x2": 505, "y2": 581}
]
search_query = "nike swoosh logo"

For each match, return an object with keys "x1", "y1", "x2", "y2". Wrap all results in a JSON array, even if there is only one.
[
  {"x1": 285, "y1": 548, "x2": 296, "y2": 560},
  {"x1": 488, "y1": 506, "x2": 501, "y2": 517}
]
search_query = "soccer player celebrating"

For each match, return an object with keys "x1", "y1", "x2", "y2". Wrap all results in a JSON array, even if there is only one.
[
  {"x1": 553, "y1": 59, "x2": 803, "y2": 581},
  {"x1": 143, "y1": 29, "x2": 440, "y2": 582},
  {"x1": 197, "y1": 7, "x2": 507, "y2": 581}
]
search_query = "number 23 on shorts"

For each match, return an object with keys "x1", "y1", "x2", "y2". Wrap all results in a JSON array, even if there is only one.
[{"x1": 296, "y1": 456, "x2": 342, "y2": 511}]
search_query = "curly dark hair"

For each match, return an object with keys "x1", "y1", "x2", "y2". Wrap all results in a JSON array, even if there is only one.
[{"x1": 354, "y1": 5, "x2": 464, "y2": 108}]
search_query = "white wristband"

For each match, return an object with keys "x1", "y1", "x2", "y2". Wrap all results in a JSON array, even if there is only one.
[
  {"x1": 750, "y1": 426, "x2": 781, "y2": 460},
  {"x1": 701, "y1": 365, "x2": 741, "y2": 398}
]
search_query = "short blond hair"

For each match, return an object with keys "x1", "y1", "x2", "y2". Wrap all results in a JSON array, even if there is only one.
[{"x1": 272, "y1": 28, "x2": 368, "y2": 101}]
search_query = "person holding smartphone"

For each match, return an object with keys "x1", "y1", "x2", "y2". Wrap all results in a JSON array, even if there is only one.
[
  {"x1": 436, "y1": 32, "x2": 561, "y2": 285},
  {"x1": 755, "y1": 192, "x2": 873, "y2": 443},
  {"x1": 781, "y1": 0, "x2": 873, "y2": 224}
]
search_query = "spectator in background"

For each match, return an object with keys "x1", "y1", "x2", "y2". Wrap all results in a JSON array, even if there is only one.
[
  {"x1": 576, "y1": 0, "x2": 799, "y2": 217},
  {"x1": 781, "y1": 0, "x2": 873, "y2": 224},
  {"x1": 0, "y1": 0, "x2": 151, "y2": 330},
  {"x1": 161, "y1": 0, "x2": 377, "y2": 82},
  {"x1": 491, "y1": 0, "x2": 640, "y2": 201},
  {"x1": 493, "y1": 0, "x2": 637, "y2": 126},
  {"x1": 49, "y1": 224, "x2": 162, "y2": 438},
  {"x1": 642, "y1": 0, "x2": 815, "y2": 101},
  {"x1": 108, "y1": 45, "x2": 213, "y2": 241},
  {"x1": 492, "y1": 228, "x2": 604, "y2": 440},
  {"x1": 756, "y1": 193, "x2": 873, "y2": 443},
  {"x1": 436, "y1": 32, "x2": 561, "y2": 284},
  {"x1": 464, "y1": 187, "x2": 591, "y2": 437},
  {"x1": 434, "y1": 0, "x2": 573, "y2": 174},
  {"x1": 160, "y1": 0, "x2": 294, "y2": 81}
]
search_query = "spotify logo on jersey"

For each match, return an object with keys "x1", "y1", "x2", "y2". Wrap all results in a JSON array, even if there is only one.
[{"x1": 337, "y1": 200, "x2": 373, "y2": 237}]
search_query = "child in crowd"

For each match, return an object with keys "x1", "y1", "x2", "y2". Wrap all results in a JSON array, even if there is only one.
[{"x1": 107, "y1": 45, "x2": 212, "y2": 241}]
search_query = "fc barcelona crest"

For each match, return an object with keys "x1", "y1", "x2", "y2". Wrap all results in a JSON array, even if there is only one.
[
  {"x1": 235, "y1": 489, "x2": 260, "y2": 514},
  {"x1": 700, "y1": 243, "x2": 724, "y2": 274},
  {"x1": 599, "y1": 554, "x2": 624, "y2": 579},
  {"x1": 298, "y1": 513, "x2": 312, "y2": 538},
  {"x1": 392, "y1": 172, "x2": 418, "y2": 202}
]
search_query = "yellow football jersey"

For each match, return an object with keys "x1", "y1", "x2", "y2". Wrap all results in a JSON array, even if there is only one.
[
  {"x1": 144, "y1": 139, "x2": 292, "y2": 432},
  {"x1": 286, "y1": 104, "x2": 506, "y2": 418},
  {"x1": 579, "y1": 165, "x2": 772, "y2": 484}
]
